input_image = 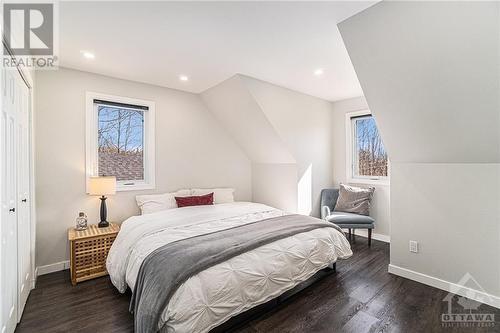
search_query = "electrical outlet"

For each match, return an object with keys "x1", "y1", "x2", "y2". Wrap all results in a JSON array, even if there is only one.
[{"x1": 409, "y1": 240, "x2": 419, "y2": 253}]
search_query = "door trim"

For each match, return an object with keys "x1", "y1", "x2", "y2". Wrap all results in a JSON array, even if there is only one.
[
  {"x1": 2, "y1": 40, "x2": 36, "y2": 324},
  {"x1": 1, "y1": 39, "x2": 33, "y2": 89}
]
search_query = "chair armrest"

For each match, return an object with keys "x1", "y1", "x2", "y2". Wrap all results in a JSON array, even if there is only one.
[{"x1": 321, "y1": 205, "x2": 331, "y2": 220}]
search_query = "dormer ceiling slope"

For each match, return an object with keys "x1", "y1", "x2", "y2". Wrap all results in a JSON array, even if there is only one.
[
  {"x1": 338, "y1": 1, "x2": 500, "y2": 163},
  {"x1": 201, "y1": 75, "x2": 295, "y2": 164}
]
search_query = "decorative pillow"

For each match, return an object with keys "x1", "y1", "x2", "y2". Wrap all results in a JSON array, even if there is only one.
[
  {"x1": 175, "y1": 192, "x2": 214, "y2": 208},
  {"x1": 136, "y1": 189, "x2": 191, "y2": 215},
  {"x1": 191, "y1": 188, "x2": 234, "y2": 204},
  {"x1": 333, "y1": 184, "x2": 375, "y2": 216}
]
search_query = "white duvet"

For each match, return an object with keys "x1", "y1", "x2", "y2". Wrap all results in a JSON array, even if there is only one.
[{"x1": 107, "y1": 202, "x2": 352, "y2": 333}]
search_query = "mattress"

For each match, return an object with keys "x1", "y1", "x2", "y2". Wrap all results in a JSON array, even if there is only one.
[{"x1": 107, "y1": 202, "x2": 352, "y2": 333}]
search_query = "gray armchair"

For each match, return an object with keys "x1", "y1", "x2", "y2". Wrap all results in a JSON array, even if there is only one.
[{"x1": 320, "y1": 188, "x2": 375, "y2": 246}]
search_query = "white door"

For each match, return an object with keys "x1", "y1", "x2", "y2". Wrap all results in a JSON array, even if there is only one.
[
  {"x1": 1, "y1": 68, "x2": 19, "y2": 333},
  {"x1": 16, "y1": 72, "x2": 31, "y2": 317}
]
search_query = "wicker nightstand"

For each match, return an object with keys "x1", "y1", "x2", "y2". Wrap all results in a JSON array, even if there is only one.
[{"x1": 68, "y1": 223, "x2": 120, "y2": 285}]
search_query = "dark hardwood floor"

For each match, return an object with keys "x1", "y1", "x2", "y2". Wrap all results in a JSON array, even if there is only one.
[{"x1": 16, "y1": 237, "x2": 500, "y2": 333}]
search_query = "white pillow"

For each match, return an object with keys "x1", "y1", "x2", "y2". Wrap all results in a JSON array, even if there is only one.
[
  {"x1": 136, "y1": 189, "x2": 191, "y2": 215},
  {"x1": 191, "y1": 188, "x2": 234, "y2": 204}
]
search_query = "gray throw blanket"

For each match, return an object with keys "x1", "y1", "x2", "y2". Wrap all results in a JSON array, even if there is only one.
[{"x1": 130, "y1": 214, "x2": 342, "y2": 333}]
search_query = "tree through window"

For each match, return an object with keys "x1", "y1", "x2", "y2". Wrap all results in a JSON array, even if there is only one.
[
  {"x1": 97, "y1": 103, "x2": 145, "y2": 181},
  {"x1": 352, "y1": 115, "x2": 388, "y2": 178}
]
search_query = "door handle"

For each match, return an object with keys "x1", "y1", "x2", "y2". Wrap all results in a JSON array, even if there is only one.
[
  {"x1": 21, "y1": 199, "x2": 27, "y2": 202},
  {"x1": 9, "y1": 208, "x2": 15, "y2": 212}
]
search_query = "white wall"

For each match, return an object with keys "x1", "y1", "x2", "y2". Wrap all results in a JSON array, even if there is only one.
[
  {"x1": 339, "y1": 1, "x2": 500, "y2": 302},
  {"x1": 35, "y1": 68, "x2": 252, "y2": 267},
  {"x1": 331, "y1": 96, "x2": 390, "y2": 240},
  {"x1": 252, "y1": 163, "x2": 298, "y2": 213},
  {"x1": 391, "y1": 163, "x2": 500, "y2": 295}
]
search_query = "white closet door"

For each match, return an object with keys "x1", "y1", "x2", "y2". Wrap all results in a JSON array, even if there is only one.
[
  {"x1": 1, "y1": 68, "x2": 19, "y2": 333},
  {"x1": 16, "y1": 73, "x2": 31, "y2": 316}
]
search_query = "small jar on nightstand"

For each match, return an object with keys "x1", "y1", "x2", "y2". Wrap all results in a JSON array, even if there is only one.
[{"x1": 75, "y1": 212, "x2": 88, "y2": 230}]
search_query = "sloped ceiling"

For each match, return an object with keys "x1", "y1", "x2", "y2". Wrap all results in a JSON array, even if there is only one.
[
  {"x1": 200, "y1": 74, "x2": 333, "y2": 215},
  {"x1": 59, "y1": 1, "x2": 377, "y2": 101},
  {"x1": 338, "y1": 1, "x2": 500, "y2": 163},
  {"x1": 201, "y1": 75, "x2": 295, "y2": 164}
]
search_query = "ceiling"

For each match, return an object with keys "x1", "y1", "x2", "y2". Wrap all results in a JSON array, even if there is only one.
[{"x1": 59, "y1": 1, "x2": 376, "y2": 101}]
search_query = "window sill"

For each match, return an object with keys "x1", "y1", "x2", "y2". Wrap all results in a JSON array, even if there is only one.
[
  {"x1": 347, "y1": 178, "x2": 390, "y2": 187},
  {"x1": 116, "y1": 183, "x2": 155, "y2": 192}
]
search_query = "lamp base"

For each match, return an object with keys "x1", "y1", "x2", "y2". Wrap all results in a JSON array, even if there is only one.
[
  {"x1": 98, "y1": 195, "x2": 109, "y2": 228},
  {"x1": 98, "y1": 221, "x2": 109, "y2": 228}
]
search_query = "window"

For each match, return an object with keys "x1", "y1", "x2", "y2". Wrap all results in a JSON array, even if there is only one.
[
  {"x1": 86, "y1": 92, "x2": 155, "y2": 191},
  {"x1": 346, "y1": 111, "x2": 389, "y2": 183}
]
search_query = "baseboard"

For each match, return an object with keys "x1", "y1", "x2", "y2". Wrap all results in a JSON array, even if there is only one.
[
  {"x1": 352, "y1": 229, "x2": 390, "y2": 243},
  {"x1": 37, "y1": 260, "x2": 70, "y2": 276},
  {"x1": 32, "y1": 267, "x2": 38, "y2": 288},
  {"x1": 388, "y1": 264, "x2": 500, "y2": 309}
]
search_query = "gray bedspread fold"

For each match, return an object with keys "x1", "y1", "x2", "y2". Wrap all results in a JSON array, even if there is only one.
[{"x1": 130, "y1": 214, "x2": 342, "y2": 333}]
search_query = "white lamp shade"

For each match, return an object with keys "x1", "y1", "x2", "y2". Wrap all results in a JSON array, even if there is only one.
[{"x1": 88, "y1": 176, "x2": 116, "y2": 196}]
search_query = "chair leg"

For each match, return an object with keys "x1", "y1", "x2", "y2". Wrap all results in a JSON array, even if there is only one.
[
  {"x1": 368, "y1": 229, "x2": 372, "y2": 247},
  {"x1": 348, "y1": 228, "x2": 351, "y2": 240},
  {"x1": 352, "y1": 229, "x2": 355, "y2": 243}
]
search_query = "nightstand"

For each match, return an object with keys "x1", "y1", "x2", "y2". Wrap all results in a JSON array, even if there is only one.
[{"x1": 68, "y1": 223, "x2": 120, "y2": 285}]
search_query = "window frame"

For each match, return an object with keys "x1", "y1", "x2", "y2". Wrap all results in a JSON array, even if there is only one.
[
  {"x1": 345, "y1": 110, "x2": 390, "y2": 186},
  {"x1": 85, "y1": 91, "x2": 156, "y2": 192}
]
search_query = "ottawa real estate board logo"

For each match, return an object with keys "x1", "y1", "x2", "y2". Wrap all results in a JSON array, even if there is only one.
[
  {"x1": 2, "y1": 2, "x2": 58, "y2": 69},
  {"x1": 441, "y1": 273, "x2": 495, "y2": 329}
]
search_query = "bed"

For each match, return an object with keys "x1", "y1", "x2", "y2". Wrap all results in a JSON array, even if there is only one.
[{"x1": 106, "y1": 202, "x2": 352, "y2": 333}]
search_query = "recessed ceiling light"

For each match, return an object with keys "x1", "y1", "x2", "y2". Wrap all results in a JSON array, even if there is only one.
[
  {"x1": 179, "y1": 75, "x2": 189, "y2": 82},
  {"x1": 314, "y1": 68, "x2": 324, "y2": 76},
  {"x1": 81, "y1": 51, "x2": 95, "y2": 60}
]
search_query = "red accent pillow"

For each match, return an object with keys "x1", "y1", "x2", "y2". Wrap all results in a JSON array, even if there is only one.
[{"x1": 175, "y1": 192, "x2": 214, "y2": 208}]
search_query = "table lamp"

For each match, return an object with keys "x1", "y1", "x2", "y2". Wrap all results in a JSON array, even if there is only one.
[{"x1": 88, "y1": 176, "x2": 116, "y2": 228}]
